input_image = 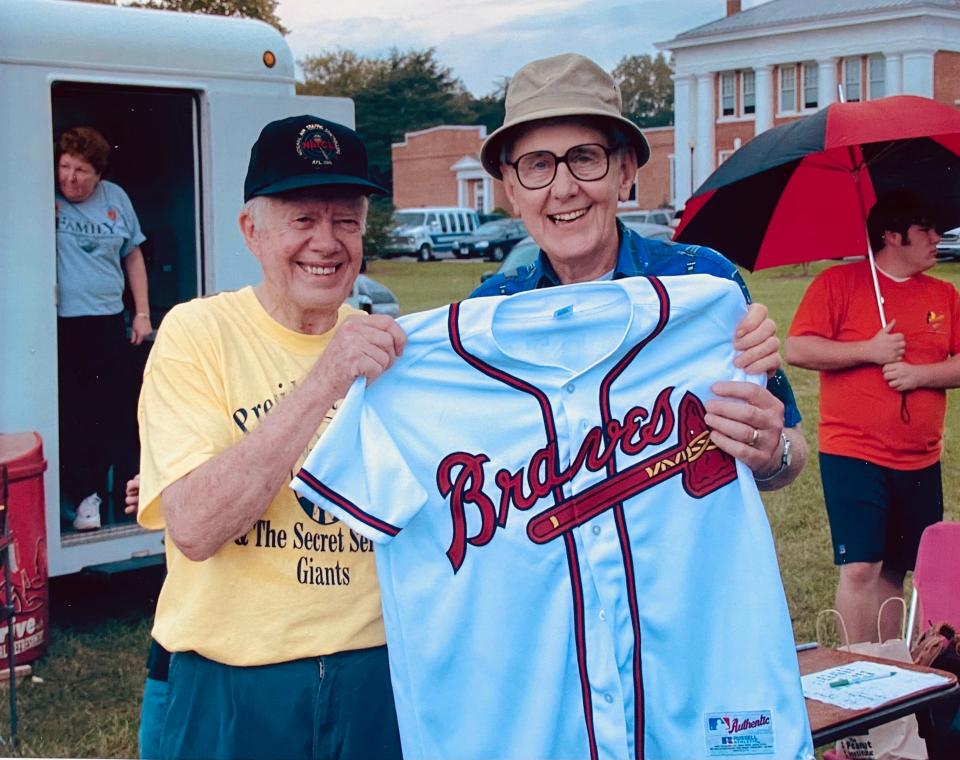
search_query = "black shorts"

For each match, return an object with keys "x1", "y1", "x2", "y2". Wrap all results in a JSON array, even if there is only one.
[{"x1": 819, "y1": 453, "x2": 943, "y2": 573}]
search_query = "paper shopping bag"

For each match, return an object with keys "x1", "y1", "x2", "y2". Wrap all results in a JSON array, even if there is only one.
[{"x1": 817, "y1": 599, "x2": 928, "y2": 760}]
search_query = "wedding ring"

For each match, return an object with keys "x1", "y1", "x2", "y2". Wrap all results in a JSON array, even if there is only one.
[{"x1": 748, "y1": 428, "x2": 760, "y2": 446}]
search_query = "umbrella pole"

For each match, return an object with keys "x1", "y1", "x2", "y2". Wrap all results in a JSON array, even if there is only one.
[
  {"x1": 865, "y1": 235, "x2": 888, "y2": 328},
  {"x1": 849, "y1": 149, "x2": 887, "y2": 328}
]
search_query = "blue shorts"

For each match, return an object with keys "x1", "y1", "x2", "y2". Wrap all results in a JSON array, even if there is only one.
[
  {"x1": 819, "y1": 453, "x2": 943, "y2": 572},
  {"x1": 158, "y1": 646, "x2": 401, "y2": 760}
]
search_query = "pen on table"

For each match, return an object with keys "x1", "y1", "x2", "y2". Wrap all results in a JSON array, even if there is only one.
[{"x1": 829, "y1": 671, "x2": 897, "y2": 688}]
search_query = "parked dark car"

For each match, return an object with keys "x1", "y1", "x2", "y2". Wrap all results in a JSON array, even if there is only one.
[{"x1": 452, "y1": 218, "x2": 527, "y2": 261}]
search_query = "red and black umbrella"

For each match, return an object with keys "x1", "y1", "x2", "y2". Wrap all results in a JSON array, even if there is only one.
[{"x1": 674, "y1": 95, "x2": 960, "y2": 274}]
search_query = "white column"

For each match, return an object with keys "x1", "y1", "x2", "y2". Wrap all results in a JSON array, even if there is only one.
[
  {"x1": 818, "y1": 57, "x2": 837, "y2": 107},
  {"x1": 483, "y1": 177, "x2": 493, "y2": 214},
  {"x1": 885, "y1": 53, "x2": 902, "y2": 96},
  {"x1": 902, "y1": 50, "x2": 934, "y2": 97},
  {"x1": 457, "y1": 178, "x2": 466, "y2": 208},
  {"x1": 672, "y1": 74, "x2": 693, "y2": 206},
  {"x1": 754, "y1": 65, "x2": 773, "y2": 134},
  {"x1": 694, "y1": 72, "x2": 716, "y2": 190}
]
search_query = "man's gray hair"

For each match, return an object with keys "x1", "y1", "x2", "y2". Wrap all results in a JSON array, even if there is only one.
[{"x1": 243, "y1": 191, "x2": 369, "y2": 233}]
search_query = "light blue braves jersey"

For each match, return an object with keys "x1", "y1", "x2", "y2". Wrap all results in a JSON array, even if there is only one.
[{"x1": 293, "y1": 275, "x2": 814, "y2": 760}]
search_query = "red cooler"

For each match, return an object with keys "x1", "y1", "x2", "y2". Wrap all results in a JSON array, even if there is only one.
[{"x1": 0, "y1": 432, "x2": 49, "y2": 666}]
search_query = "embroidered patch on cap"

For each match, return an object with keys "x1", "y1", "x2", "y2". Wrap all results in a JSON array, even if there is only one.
[
  {"x1": 296, "y1": 123, "x2": 341, "y2": 167},
  {"x1": 705, "y1": 711, "x2": 775, "y2": 756}
]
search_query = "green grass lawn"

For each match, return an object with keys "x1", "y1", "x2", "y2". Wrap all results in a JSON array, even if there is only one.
[{"x1": 12, "y1": 257, "x2": 960, "y2": 757}]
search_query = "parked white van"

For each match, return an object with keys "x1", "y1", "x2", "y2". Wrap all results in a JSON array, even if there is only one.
[
  {"x1": 384, "y1": 207, "x2": 481, "y2": 261},
  {"x1": 0, "y1": 0, "x2": 356, "y2": 576}
]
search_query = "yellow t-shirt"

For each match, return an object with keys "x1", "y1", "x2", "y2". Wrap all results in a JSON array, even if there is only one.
[{"x1": 137, "y1": 286, "x2": 385, "y2": 666}]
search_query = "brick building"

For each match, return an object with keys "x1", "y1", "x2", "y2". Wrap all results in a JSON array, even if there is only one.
[
  {"x1": 392, "y1": 125, "x2": 510, "y2": 213},
  {"x1": 392, "y1": 0, "x2": 960, "y2": 214}
]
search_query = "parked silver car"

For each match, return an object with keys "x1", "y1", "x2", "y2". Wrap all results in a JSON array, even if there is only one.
[
  {"x1": 347, "y1": 274, "x2": 400, "y2": 317},
  {"x1": 480, "y1": 222, "x2": 674, "y2": 283},
  {"x1": 617, "y1": 209, "x2": 674, "y2": 227},
  {"x1": 936, "y1": 227, "x2": 960, "y2": 261}
]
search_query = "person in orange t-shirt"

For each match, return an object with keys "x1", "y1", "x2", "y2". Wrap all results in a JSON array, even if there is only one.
[{"x1": 787, "y1": 192, "x2": 960, "y2": 644}]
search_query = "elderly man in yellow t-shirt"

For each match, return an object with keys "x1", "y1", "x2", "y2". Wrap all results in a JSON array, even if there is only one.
[{"x1": 136, "y1": 115, "x2": 406, "y2": 760}]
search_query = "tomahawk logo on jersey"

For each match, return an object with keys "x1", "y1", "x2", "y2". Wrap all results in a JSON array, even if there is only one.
[{"x1": 292, "y1": 275, "x2": 814, "y2": 760}]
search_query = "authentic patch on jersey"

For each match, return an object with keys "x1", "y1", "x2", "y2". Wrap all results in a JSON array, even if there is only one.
[{"x1": 705, "y1": 711, "x2": 775, "y2": 756}]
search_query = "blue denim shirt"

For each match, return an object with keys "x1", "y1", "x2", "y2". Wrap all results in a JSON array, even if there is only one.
[{"x1": 470, "y1": 222, "x2": 801, "y2": 426}]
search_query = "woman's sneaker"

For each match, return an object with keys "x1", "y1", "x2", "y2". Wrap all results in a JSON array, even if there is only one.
[{"x1": 73, "y1": 493, "x2": 102, "y2": 531}]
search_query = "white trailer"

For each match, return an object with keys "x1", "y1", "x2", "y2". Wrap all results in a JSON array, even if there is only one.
[{"x1": 0, "y1": 0, "x2": 352, "y2": 576}]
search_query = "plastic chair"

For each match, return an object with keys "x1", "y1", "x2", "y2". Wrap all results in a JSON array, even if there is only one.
[
  {"x1": 0, "y1": 465, "x2": 16, "y2": 744},
  {"x1": 906, "y1": 521, "x2": 960, "y2": 649}
]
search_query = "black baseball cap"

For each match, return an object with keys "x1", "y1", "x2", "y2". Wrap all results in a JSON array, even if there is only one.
[{"x1": 243, "y1": 115, "x2": 386, "y2": 201}]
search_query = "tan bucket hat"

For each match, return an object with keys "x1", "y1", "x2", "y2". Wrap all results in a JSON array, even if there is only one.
[{"x1": 480, "y1": 52, "x2": 650, "y2": 179}]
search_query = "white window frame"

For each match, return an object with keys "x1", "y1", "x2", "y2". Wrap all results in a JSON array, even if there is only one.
[
  {"x1": 801, "y1": 62, "x2": 818, "y2": 110},
  {"x1": 741, "y1": 70, "x2": 756, "y2": 116},
  {"x1": 719, "y1": 71, "x2": 736, "y2": 118},
  {"x1": 868, "y1": 54, "x2": 885, "y2": 100},
  {"x1": 778, "y1": 64, "x2": 797, "y2": 114},
  {"x1": 843, "y1": 57, "x2": 862, "y2": 102},
  {"x1": 717, "y1": 148, "x2": 735, "y2": 165}
]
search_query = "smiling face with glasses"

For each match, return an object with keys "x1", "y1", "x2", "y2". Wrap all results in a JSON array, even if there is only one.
[{"x1": 501, "y1": 120, "x2": 638, "y2": 284}]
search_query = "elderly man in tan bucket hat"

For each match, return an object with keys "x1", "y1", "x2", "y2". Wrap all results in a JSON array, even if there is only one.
[{"x1": 472, "y1": 52, "x2": 807, "y2": 488}]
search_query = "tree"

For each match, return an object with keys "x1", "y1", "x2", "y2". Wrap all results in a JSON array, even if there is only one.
[
  {"x1": 125, "y1": 0, "x2": 287, "y2": 34},
  {"x1": 463, "y1": 76, "x2": 509, "y2": 137},
  {"x1": 299, "y1": 51, "x2": 386, "y2": 97},
  {"x1": 612, "y1": 53, "x2": 674, "y2": 128},
  {"x1": 299, "y1": 48, "x2": 476, "y2": 192}
]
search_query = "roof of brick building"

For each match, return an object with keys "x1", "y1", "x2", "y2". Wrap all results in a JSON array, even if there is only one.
[{"x1": 671, "y1": 0, "x2": 960, "y2": 41}]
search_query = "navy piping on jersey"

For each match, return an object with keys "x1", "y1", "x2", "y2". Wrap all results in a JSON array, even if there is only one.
[{"x1": 295, "y1": 468, "x2": 400, "y2": 537}]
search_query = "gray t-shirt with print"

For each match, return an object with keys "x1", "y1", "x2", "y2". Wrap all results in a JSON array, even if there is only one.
[{"x1": 55, "y1": 179, "x2": 146, "y2": 317}]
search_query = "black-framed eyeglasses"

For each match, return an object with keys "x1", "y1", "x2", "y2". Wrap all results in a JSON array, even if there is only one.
[{"x1": 506, "y1": 143, "x2": 614, "y2": 190}]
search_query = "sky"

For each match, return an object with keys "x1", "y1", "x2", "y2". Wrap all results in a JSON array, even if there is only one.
[{"x1": 278, "y1": 0, "x2": 769, "y2": 96}]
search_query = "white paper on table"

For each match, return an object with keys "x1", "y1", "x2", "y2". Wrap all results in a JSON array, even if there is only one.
[{"x1": 802, "y1": 659, "x2": 951, "y2": 710}]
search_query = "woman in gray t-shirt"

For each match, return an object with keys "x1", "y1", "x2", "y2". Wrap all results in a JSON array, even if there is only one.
[{"x1": 55, "y1": 126, "x2": 152, "y2": 531}]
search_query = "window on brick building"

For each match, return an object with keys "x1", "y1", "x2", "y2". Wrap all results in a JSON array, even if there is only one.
[
  {"x1": 742, "y1": 71, "x2": 756, "y2": 115},
  {"x1": 779, "y1": 65, "x2": 797, "y2": 113},
  {"x1": 802, "y1": 62, "x2": 818, "y2": 109},
  {"x1": 720, "y1": 72, "x2": 735, "y2": 116},
  {"x1": 843, "y1": 57, "x2": 861, "y2": 102},
  {"x1": 868, "y1": 55, "x2": 885, "y2": 99}
]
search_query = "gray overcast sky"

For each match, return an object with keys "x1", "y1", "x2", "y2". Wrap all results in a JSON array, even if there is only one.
[{"x1": 277, "y1": 0, "x2": 769, "y2": 96}]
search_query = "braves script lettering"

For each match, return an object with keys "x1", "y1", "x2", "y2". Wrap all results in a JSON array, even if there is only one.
[{"x1": 438, "y1": 387, "x2": 677, "y2": 572}]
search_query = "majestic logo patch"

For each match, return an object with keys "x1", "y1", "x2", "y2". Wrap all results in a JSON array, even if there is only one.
[
  {"x1": 296, "y1": 123, "x2": 340, "y2": 167},
  {"x1": 107, "y1": 207, "x2": 117, "y2": 222},
  {"x1": 927, "y1": 311, "x2": 945, "y2": 330}
]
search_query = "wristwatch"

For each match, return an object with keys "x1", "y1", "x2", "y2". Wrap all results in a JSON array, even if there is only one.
[{"x1": 754, "y1": 432, "x2": 792, "y2": 483}]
